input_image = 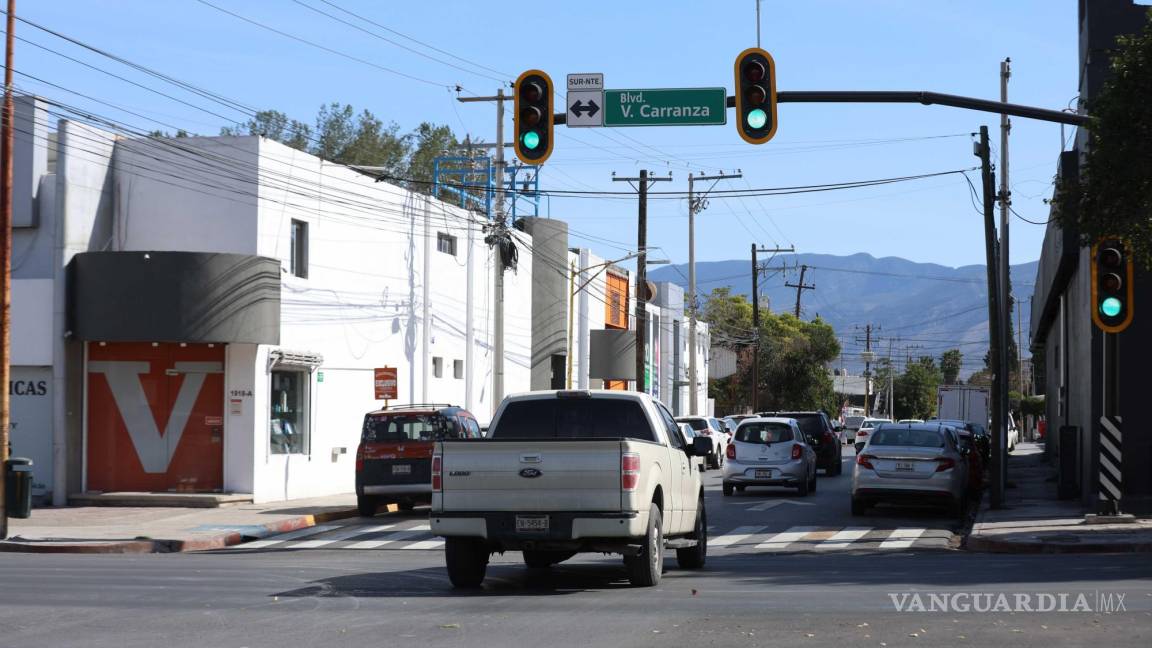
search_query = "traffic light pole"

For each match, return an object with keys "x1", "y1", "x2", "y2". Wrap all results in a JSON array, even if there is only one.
[{"x1": 688, "y1": 171, "x2": 741, "y2": 415}]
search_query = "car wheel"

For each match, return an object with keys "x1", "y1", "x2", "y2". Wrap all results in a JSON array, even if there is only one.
[
  {"x1": 796, "y1": 472, "x2": 810, "y2": 496},
  {"x1": 445, "y1": 537, "x2": 489, "y2": 588},
  {"x1": 722, "y1": 482, "x2": 734, "y2": 496},
  {"x1": 625, "y1": 503, "x2": 664, "y2": 587},
  {"x1": 834, "y1": 449, "x2": 844, "y2": 475},
  {"x1": 523, "y1": 550, "x2": 574, "y2": 569},
  {"x1": 708, "y1": 453, "x2": 719, "y2": 470},
  {"x1": 676, "y1": 498, "x2": 707, "y2": 569},
  {"x1": 851, "y1": 497, "x2": 867, "y2": 516},
  {"x1": 809, "y1": 467, "x2": 818, "y2": 493},
  {"x1": 736, "y1": 485, "x2": 746, "y2": 493},
  {"x1": 356, "y1": 495, "x2": 378, "y2": 517}
]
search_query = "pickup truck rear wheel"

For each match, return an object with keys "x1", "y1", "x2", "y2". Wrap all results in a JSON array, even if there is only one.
[
  {"x1": 722, "y1": 482, "x2": 734, "y2": 496},
  {"x1": 445, "y1": 537, "x2": 489, "y2": 588},
  {"x1": 676, "y1": 499, "x2": 707, "y2": 569},
  {"x1": 356, "y1": 495, "x2": 378, "y2": 517},
  {"x1": 625, "y1": 503, "x2": 664, "y2": 587}
]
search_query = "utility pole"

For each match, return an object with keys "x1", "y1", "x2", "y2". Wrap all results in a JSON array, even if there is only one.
[
  {"x1": 687, "y1": 170, "x2": 741, "y2": 415},
  {"x1": 0, "y1": 0, "x2": 14, "y2": 539},
  {"x1": 976, "y1": 125, "x2": 1005, "y2": 509},
  {"x1": 457, "y1": 88, "x2": 511, "y2": 416},
  {"x1": 886, "y1": 336, "x2": 898, "y2": 419},
  {"x1": 749, "y1": 244, "x2": 793, "y2": 412},
  {"x1": 613, "y1": 170, "x2": 670, "y2": 394},
  {"x1": 785, "y1": 264, "x2": 815, "y2": 318},
  {"x1": 856, "y1": 325, "x2": 876, "y2": 416},
  {"x1": 997, "y1": 58, "x2": 1012, "y2": 499}
]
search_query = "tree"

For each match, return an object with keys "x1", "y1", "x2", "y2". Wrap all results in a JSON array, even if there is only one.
[
  {"x1": 406, "y1": 122, "x2": 459, "y2": 197},
  {"x1": 1055, "y1": 9, "x2": 1152, "y2": 268},
  {"x1": 220, "y1": 109, "x2": 311, "y2": 151},
  {"x1": 894, "y1": 356, "x2": 942, "y2": 420},
  {"x1": 758, "y1": 314, "x2": 841, "y2": 414},
  {"x1": 701, "y1": 288, "x2": 755, "y2": 414},
  {"x1": 940, "y1": 349, "x2": 962, "y2": 385}
]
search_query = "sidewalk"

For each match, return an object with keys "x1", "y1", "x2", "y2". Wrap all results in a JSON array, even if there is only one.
[
  {"x1": 0, "y1": 493, "x2": 362, "y2": 554},
  {"x1": 966, "y1": 442, "x2": 1152, "y2": 553}
]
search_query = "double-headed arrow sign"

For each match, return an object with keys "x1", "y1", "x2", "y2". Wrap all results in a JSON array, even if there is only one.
[{"x1": 570, "y1": 99, "x2": 600, "y2": 117}]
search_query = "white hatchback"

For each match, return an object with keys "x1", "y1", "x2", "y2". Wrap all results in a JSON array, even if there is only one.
[{"x1": 721, "y1": 417, "x2": 817, "y2": 497}]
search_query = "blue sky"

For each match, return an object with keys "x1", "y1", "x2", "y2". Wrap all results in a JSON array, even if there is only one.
[{"x1": 16, "y1": 1, "x2": 1085, "y2": 268}]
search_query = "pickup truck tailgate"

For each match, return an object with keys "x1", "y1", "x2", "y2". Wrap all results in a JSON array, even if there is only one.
[{"x1": 438, "y1": 440, "x2": 623, "y2": 511}]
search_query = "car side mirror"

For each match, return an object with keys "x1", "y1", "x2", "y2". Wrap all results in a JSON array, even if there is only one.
[{"x1": 690, "y1": 436, "x2": 712, "y2": 457}]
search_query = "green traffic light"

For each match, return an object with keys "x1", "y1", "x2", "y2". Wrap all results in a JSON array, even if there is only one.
[
  {"x1": 1100, "y1": 297, "x2": 1122, "y2": 318},
  {"x1": 746, "y1": 108, "x2": 767, "y2": 129},
  {"x1": 521, "y1": 131, "x2": 540, "y2": 150}
]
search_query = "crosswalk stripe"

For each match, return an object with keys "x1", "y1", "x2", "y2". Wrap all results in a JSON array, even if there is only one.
[
  {"x1": 290, "y1": 524, "x2": 399, "y2": 549},
  {"x1": 241, "y1": 524, "x2": 342, "y2": 548},
  {"x1": 345, "y1": 528, "x2": 430, "y2": 550},
  {"x1": 710, "y1": 525, "x2": 767, "y2": 547},
  {"x1": 754, "y1": 526, "x2": 821, "y2": 551},
  {"x1": 817, "y1": 527, "x2": 873, "y2": 550},
  {"x1": 403, "y1": 539, "x2": 445, "y2": 550},
  {"x1": 879, "y1": 527, "x2": 927, "y2": 549}
]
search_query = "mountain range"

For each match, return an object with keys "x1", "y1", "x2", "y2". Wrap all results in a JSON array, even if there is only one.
[{"x1": 648, "y1": 253, "x2": 1038, "y2": 379}]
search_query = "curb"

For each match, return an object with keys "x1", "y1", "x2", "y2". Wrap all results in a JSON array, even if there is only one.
[
  {"x1": 966, "y1": 534, "x2": 1152, "y2": 554},
  {"x1": 0, "y1": 507, "x2": 361, "y2": 554}
]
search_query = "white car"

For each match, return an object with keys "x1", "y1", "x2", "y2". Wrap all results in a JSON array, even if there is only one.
[
  {"x1": 854, "y1": 418, "x2": 892, "y2": 453},
  {"x1": 852, "y1": 423, "x2": 970, "y2": 517},
  {"x1": 721, "y1": 417, "x2": 818, "y2": 496},
  {"x1": 676, "y1": 416, "x2": 724, "y2": 469}
]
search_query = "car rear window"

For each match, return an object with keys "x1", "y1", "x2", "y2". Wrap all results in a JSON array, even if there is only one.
[
  {"x1": 776, "y1": 413, "x2": 824, "y2": 437},
  {"x1": 362, "y1": 413, "x2": 455, "y2": 442},
  {"x1": 491, "y1": 398, "x2": 656, "y2": 441},
  {"x1": 869, "y1": 428, "x2": 945, "y2": 448},
  {"x1": 736, "y1": 422, "x2": 794, "y2": 444},
  {"x1": 845, "y1": 416, "x2": 865, "y2": 428},
  {"x1": 676, "y1": 418, "x2": 709, "y2": 432}
]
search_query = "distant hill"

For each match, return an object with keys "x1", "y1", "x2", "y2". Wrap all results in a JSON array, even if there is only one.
[{"x1": 649, "y1": 253, "x2": 1037, "y2": 379}]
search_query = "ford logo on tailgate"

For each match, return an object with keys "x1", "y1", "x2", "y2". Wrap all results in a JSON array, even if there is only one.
[{"x1": 519, "y1": 468, "x2": 543, "y2": 479}]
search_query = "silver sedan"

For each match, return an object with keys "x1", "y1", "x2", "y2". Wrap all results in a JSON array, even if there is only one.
[
  {"x1": 851, "y1": 423, "x2": 969, "y2": 516},
  {"x1": 721, "y1": 417, "x2": 817, "y2": 497}
]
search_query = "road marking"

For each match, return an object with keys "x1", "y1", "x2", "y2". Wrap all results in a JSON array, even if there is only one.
[
  {"x1": 241, "y1": 524, "x2": 342, "y2": 548},
  {"x1": 754, "y1": 526, "x2": 821, "y2": 551},
  {"x1": 879, "y1": 527, "x2": 927, "y2": 549},
  {"x1": 345, "y1": 528, "x2": 430, "y2": 550},
  {"x1": 403, "y1": 539, "x2": 445, "y2": 550},
  {"x1": 817, "y1": 527, "x2": 873, "y2": 550},
  {"x1": 291, "y1": 523, "x2": 398, "y2": 548},
  {"x1": 746, "y1": 499, "x2": 816, "y2": 512},
  {"x1": 710, "y1": 525, "x2": 768, "y2": 547}
]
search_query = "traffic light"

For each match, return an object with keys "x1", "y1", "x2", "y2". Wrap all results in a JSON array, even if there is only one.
[
  {"x1": 514, "y1": 70, "x2": 554, "y2": 165},
  {"x1": 1091, "y1": 237, "x2": 1134, "y2": 333},
  {"x1": 734, "y1": 47, "x2": 778, "y2": 144}
]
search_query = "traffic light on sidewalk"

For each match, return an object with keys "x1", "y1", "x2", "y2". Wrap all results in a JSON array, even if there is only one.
[
  {"x1": 514, "y1": 70, "x2": 554, "y2": 164},
  {"x1": 734, "y1": 48, "x2": 778, "y2": 144},
  {"x1": 1091, "y1": 237, "x2": 1134, "y2": 333}
]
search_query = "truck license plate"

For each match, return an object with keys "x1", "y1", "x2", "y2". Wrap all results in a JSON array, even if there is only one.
[
  {"x1": 754, "y1": 469, "x2": 772, "y2": 479},
  {"x1": 515, "y1": 515, "x2": 549, "y2": 533},
  {"x1": 894, "y1": 461, "x2": 914, "y2": 472},
  {"x1": 391, "y1": 464, "x2": 412, "y2": 475}
]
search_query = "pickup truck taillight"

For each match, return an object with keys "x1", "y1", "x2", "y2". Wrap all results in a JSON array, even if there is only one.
[
  {"x1": 791, "y1": 444, "x2": 802, "y2": 460},
  {"x1": 726, "y1": 443, "x2": 736, "y2": 460},
  {"x1": 621, "y1": 452, "x2": 640, "y2": 491},
  {"x1": 432, "y1": 455, "x2": 442, "y2": 491}
]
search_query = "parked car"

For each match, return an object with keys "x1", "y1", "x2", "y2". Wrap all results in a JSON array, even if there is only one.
[
  {"x1": 676, "y1": 416, "x2": 724, "y2": 469},
  {"x1": 709, "y1": 417, "x2": 733, "y2": 446},
  {"x1": 759, "y1": 410, "x2": 843, "y2": 475},
  {"x1": 852, "y1": 422, "x2": 970, "y2": 517},
  {"x1": 934, "y1": 419, "x2": 987, "y2": 494},
  {"x1": 679, "y1": 423, "x2": 708, "y2": 473},
  {"x1": 854, "y1": 417, "x2": 892, "y2": 453},
  {"x1": 355, "y1": 404, "x2": 482, "y2": 516},
  {"x1": 722, "y1": 417, "x2": 817, "y2": 496},
  {"x1": 431, "y1": 390, "x2": 711, "y2": 588}
]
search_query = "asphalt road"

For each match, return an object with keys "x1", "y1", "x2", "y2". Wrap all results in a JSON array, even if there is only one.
[{"x1": 2, "y1": 447, "x2": 1149, "y2": 648}]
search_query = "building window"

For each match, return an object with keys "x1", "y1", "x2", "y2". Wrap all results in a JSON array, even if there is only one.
[
  {"x1": 453, "y1": 359, "x2": 464, "y2": 380},
  {"x1": 433, "y1": 356, "x2": 443, "y2": 378},
  {"x1": 290, "y1": 219, "x2": 309, "y2": 278},
  {"x1": 270, "y1": 370, "x2": 309, "y2": 454},
  {"x1": 437, "y1": 232, "x2": 457, "y2": 256}
]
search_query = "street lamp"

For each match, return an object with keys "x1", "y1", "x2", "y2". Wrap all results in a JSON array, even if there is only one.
[{"x1": 566, "y1": 252, "x2": 669, "y2": 389}]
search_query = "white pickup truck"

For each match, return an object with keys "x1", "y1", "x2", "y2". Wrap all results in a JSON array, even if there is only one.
[{"x1": 431, "y1": 390, "x2": 712, "y2": 588}]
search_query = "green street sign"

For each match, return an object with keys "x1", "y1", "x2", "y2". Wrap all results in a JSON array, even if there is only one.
[{"x1": 604, "y1": 88, "x2": 727, "y2": 127}]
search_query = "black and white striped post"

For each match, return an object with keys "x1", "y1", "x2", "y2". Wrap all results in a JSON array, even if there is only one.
[{"x1": 1098, "y1": 414, "x2": 1122, "y2": 513}]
